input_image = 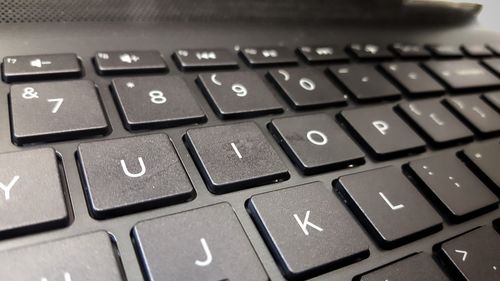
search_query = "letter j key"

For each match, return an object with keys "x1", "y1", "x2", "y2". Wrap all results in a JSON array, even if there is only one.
[{"x1": 133, "y1": 203, "x2": 268, "y2": 281}]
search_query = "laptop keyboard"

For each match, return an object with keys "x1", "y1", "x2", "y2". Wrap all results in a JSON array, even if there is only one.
[{"x1": 0, "y1": 42, "x2": 499, "y2": 281}]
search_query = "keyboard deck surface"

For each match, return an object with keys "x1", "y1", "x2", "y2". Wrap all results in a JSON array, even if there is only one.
[{"x1": 0, "y1": 21, "x2": 499, "y2": 281}]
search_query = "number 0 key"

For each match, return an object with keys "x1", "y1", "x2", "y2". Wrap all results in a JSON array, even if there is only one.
[{"x1": 9, "y1": 80, "x2": 109, "y2": 145}]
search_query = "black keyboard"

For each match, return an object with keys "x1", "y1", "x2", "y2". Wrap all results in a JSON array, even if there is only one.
[{"x1": 0, "y1": 28, "x2": 500, "y2": 281}]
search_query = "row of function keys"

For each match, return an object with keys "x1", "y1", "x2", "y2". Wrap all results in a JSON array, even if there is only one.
[
  {"x1": 0, "y1": 183, "x2": 498, "y2": 281},
  {"x1": 7, "y1": 62, "x2": 500, "y2": 145},
  {"x1": 0, "y1": 124, "x2": 498, "y2": 228},
  {"x1": 2, "y1": 43, "x2": 500, "y2": 81}
]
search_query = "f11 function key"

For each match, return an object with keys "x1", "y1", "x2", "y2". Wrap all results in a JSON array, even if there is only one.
[{"x1": 2, "y1": 53, "x2": 81, "y2": 82}]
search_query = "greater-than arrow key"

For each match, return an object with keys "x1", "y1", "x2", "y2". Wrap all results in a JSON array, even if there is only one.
[{"x1": 437, "y1": 226, "x2": 500, "y2": 281}]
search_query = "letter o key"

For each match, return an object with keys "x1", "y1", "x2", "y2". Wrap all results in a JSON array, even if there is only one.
[{"x1": 306, "y1": 130, "x2": 328, "y2": 146}]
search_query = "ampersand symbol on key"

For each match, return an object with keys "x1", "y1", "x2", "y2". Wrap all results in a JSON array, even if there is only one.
[{"x1": 21, "y1": 87, "x2": 39, "y2": 99}]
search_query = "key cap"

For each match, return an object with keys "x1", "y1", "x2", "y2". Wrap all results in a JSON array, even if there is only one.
[
  {"x1": 335, "y1": 166, "x2": 442, "y2": 248},
  {"x1": 339, "y1": 105, "x2": 426, "y2": 159},
  {"x1": 111, "y1": 76, "x2": 206, "y2": 130},
  {"x1": 427, "y1": 45, "x2": 463, "y2": 57},
  {"x1": 94, "y1": 50, "x2": 167, "y2": 75},
  {"x1": 462, "y1": 44, "x2": 493, "y2": 57},
  {"x1": 487, "y1": 43, "x2": 500, "y2": 55},
  {"x1": 0, "y1": 148, "x2": 68, "y2": 238},
  {"x1": 358, "y1": 253, "x2": 449, "y2": 281},
  {"x1": 398, "y1": 99, "x2": 473, "y2": 145},
  {"x1": 269, "y1": 114, "x2": 364, "y2": 174},
  {"x1": 185, "y1": 122, "x2": 288, "y2": 193},
  {"x1": 133, "y1": 203, "x2": 268, "y2": 281},
  {"x1": 482, "y1": 58, "x2": 500, "y2": 76},
  {"x1": 424, "y1": 60, "x2": 500, "y2": 90},
  {"x1": 2, "y1": 53, "x2": 81, "y2": 82},
  {"x1": 0, "y1": 232, "x2": 124, "y2": 280},
  {"x1": 462, "y1": 141, "x2": 500, "y2": 189},
  {"x1": 437, "y1": 226, "x2": 500, "y2": 281},
  {"x1": 484, "y1": 91, "x2": 500, "y2": 110},
  {"x1": 390, "y1": 43, "x2": 431, "y2": 58},
  {"x1": 347, "y1": 43, "x2": 393, "y2": 59},
  {"x1": 240, "y1": 46, "x2": 297, "y2": 66},
  {"x1": 248, "y1": 182, "x2": 369, "y2": 280},
  {"x1": 10, "y1": 80, "x2": 109, "y2": 145},
  {"x1": 446, "y1": 95, "x2": 500, "y2": 135},
  {"x1": 268, "y1": 68, "x2": 346, "y2": 109},
  {"x1": 173, "y1": 48, "x2": 238, "y2": 70},
  {"x1": 77, "y1": 134, "x2": 193, "y2": 218},
  {"x1": 197, "y1": 71, "x2": 283, "y2": 119},
  {"x1": 381, "y1": 62, "x2": 445, "y2": 96},
  {"x1": 298, "y1": 45, "x2": 349, "y2": 63},
  {"x1": 329, "y1": 64, "x2": 401, "y2": 102},
  {"x1": 407, "y1": 154, "x2": 498, "y2": 221}
]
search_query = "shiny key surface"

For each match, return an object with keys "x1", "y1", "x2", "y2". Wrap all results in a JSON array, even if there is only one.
[
  {"x1": 269, "y1": 113, "x2": 364, "y2": 174},
  {"x1": 111, "y1": 76, "x2": 206, "y2": 130},
  {"x1": 335, "y1": 166, "x2": 443, "y2": 248},
  {"x1": 2, "y1": 53, "x2": 81, "y2": 82},
  {"x1": 77, "y1": 134, "x2": 194, "y2": 219},
  {"x1": 133, "y1": 203, "x2": 268, "y2": 281},
  {"x1": 197, "y1": 71, "x2": 283, "y2": 119},
  {"x1": 0, "y1": 232, "x2": 125, "y2": 281},
  {"x1": 10, "y1": 80, "x2": 109, "y2": 145},
  {"x1": 248, "y1": 182, "x2": 369, "y2": 280},
  {"x1": 357, "y1": 253, "x2": 449, "y2": 281},
  {"x1": 438, "y1": 226, "x2": 500, "y2": 281},
  {"x1": 185, "y1": 122, "x2": 289, "y2": 193},
  {"x1": 339, "y1": 105, "x2": 426, "y2": 159},
  {"x1": 0, "y1": 148, "x2": 68, "y2": 238},
  {"x1": 407, "y1": 153, "x2": 498, "y2": 221},
  {"x1": 268, "y1": 67, "x2": 346, "y2": 109}
]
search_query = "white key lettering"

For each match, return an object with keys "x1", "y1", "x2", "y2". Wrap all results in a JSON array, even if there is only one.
[
  {"x1": 194, "y1": 238, "x2": 213, "y2": 267},
  {"x1": 306, "y1": 130, "x2": 328, "y2": 146},
  {"x1": 372, "y1": 120, "x2": 390, "y2": 135},
  {"x1": 230, "y1": 142, "x2": 243, "y2": 159},
  {"x1": 120, "y1": 157, "x2": 146, "y2": 178},
  {"x1": 41, "y1": 272, "x2": 72, "y2": 281},
  {"x1": 0, "y1": 175, "x2": 20, "y2": 201},
  {"x1": 293, "y1": 210, "x2": 323, "y2": 236},
  {"x1": 379, "y1": 192, "x2": 404, "y2": 210},
  {"x1": 47, "y1": 98, "x2": 64, "y2": 113}
]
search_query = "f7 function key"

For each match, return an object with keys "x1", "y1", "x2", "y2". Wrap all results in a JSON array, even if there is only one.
[{"x1": 2, "y1": 53, "x2": 81, "y2": 82}]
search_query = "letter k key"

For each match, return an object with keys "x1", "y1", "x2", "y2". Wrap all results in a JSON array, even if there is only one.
[{"x1": 293, "y1": 210, "x2": 323, "y2": 236}]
